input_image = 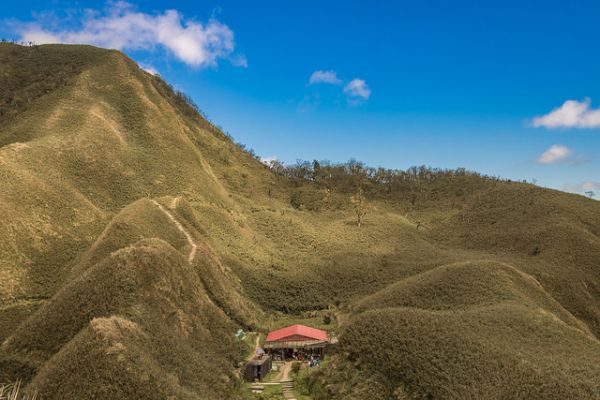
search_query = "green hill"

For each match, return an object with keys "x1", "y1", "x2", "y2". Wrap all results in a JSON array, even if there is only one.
[
  {"x1": 12, "y1": 239, "x2": 243, "y2": 399},
  {"x1": 1, "y1": 43, "x2": 600, "y2": 399},
  {"x1": 318, "y1": 261, "x2": 600, "y2": 399}
]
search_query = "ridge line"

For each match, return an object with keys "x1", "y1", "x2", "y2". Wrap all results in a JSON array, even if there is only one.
[{"x1": 150, "y1": 198, "x2": 197, "y2": 264}]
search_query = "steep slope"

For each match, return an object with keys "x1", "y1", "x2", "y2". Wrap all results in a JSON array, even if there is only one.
[
  {"x1": 0, "y1": 43, "x2": 269, "y2": 398},
  {"x1": 0, "y1": 42, "x2": 272, "y2": 317}
]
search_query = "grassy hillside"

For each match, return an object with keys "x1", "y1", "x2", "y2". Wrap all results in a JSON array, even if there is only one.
[
  {"x1": 428, "y1": 184, "x2": 600, "y2": 336},
  {"x1": 303, "y1": 262, "x2": 600, "y2": 399},
  {"x1": 4, "y1": 239, "x2": 245, "y2": 399},
  {"x1": 0, "y1": 41, "x2": 272, "y2": 305},
  {"x1": 0, "y1": 195, "x2": 264, "y2": 398},
  {"x1": 1, "y1": 43, "x2": 600, "y2": 399}
]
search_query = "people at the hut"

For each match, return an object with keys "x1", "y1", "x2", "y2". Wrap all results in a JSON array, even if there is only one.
[{"x1": 292, "y1": 349, "x2": 314, "y2": 361}]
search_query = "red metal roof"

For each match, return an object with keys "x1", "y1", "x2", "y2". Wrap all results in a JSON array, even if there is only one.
[{"x1": 265, "y1": 324, "x2": 328, "y2": 342}]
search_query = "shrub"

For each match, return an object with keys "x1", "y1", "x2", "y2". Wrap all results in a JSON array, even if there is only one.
[{"x1": 291, "y1": 361, "x2": 302, "y2": 374}]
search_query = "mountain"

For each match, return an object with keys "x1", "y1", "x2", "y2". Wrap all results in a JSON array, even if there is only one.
[{"x1": 1, "y1": 43, "x2": 599, "y2": 400}]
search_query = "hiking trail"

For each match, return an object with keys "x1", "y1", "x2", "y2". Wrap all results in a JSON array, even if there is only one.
[{"x1": 150, "y1": 198, "x2": 197, "y2": 264}]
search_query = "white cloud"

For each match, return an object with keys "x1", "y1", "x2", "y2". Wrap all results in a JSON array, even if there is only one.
[
  {"x1": 15, "y1": 2, "x2": 240, "y2": 68},
  {"x1": 309, "y1": 70, "x2": 342, "y2": 85},
  {"x1": 304, "y1": 72, "x2": 370, "y2": 107},
  {"x1": 20, "y1": 29, "x2": 60, "y2": 44},
  {"x1": 533, "y1": 98, "x2": 600, "y2": 129},
  {"x1": 343, "y1": 78, "x2": 371, "y2": 100},
  {"x1": 536, "y1": 144, "x2": 573, "y2": 164},
  {"x1": 579, "y1": 181, "x2": 600, "y2": 191},
  {"x1": 231, "y1": 54, "x2": 248, "y2": 68},
  {"x1": 563, "y1": 181, "x2": 600, "y2": 195},
  {"x1": 139, "y1": 63, "x2": 159, "y2": 75}
]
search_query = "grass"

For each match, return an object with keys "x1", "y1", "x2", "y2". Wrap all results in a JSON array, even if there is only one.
[
  {"x1": 0, "y1": 301, "x2": 44, "y2": 343},
  {"x1": 3, "y1": 239, "x2": 247, "y2": 399},
  {"x1": 1, "y1": 189, "x2": 261, "y2": 398},
  {"x1": 1, "y1": 43, "x2": 600, "y2": 399},
  {"x1": 0, "y1": 43, "x2": 106, "y2": 140},
  {"x1": 334, "y1": 307, "x2": 600, "y2": 399},
  {"x1": 262, "y1": 369, "x2": 281, "y2": 382},
  {"x1": 0, "y1": 381, "x2": 37, "y2": 400},
  {"x1": 265, "y1": 310, "x2": 338, "y2": 333},
  {"x1": 319, "y1": 261, "x2": 600, "y2": 399},
  {"x1": 294, "y1": 361, "x2": 328, "y2": 400}
]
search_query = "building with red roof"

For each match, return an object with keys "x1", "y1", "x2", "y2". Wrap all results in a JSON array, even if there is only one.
[{"x1": 264, "y1": 324, "x2": 330, "y2": 359}]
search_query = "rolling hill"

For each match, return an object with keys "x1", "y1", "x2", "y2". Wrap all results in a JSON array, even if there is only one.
[{"x1": 1, "y1": 43, "x2": 599, "y2": 399}]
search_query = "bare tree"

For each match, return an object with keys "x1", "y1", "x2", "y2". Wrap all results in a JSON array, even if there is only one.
[
  {"x1": 350, "y1": 186, "x2": 373, "y2": 227},
  {"x1": 585, "y1": 191, "x2": 595, "y2": 199}
]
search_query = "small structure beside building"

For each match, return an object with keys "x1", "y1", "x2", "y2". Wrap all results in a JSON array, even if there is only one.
[
  {"x1": 264, "y1": 324, "x2": 330, "y2": 360},
  {"x1": 244, "y1": 354, "x2": 272, "y2": 382}
]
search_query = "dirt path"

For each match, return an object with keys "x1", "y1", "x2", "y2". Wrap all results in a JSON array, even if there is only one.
[
  {"x1": 150, "y1": 199, "x2": 197, "y2": 264},
  {"x1": 280, "y1": 362, "x2": 292, "y2": 382},
  {"x1": 280, "y1": 362, "x2": 296, "y2": 399},
  {"x1": 246, "y1": 333, "x2": 260, "y2": 362}
]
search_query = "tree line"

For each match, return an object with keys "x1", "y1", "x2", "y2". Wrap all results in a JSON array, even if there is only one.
[{"x1": 265, "y1": 158, "x2": 508, "y2": 200}]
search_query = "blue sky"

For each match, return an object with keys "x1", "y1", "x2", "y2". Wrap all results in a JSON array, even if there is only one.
[{"x1": 2, "y1": 1, "x2": 599, "y2": 195}]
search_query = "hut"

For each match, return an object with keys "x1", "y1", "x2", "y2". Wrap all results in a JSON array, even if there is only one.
[
  {"x1": 244, "y1": 355, "x2": 272, "y2": 382},
  {"x1": 264, "y1": 324, "x2": 329, "y2": 360}
]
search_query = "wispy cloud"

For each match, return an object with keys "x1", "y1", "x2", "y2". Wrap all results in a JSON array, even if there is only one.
[
  {"x1": 536, "y1": 144, "x2": 587, "y2": 165},
  {"x1": 297, "y1": 93, "x2": 321, "y2": 113},
  {"x1": 309, "y1": 70, "x2": 342, "y2": 85},
  {"x1": 231, "y1": 53, "x2": 248, "y2": 68},
  {"x1": 537, "y1": 144, "x2": 573, "y2": 164},
  {"x1": 563, "y1": 181, "x2": 600, "y2": 195},
  {"x1": 11, "y1": 2, "x2": 244, "y2": 68},
  {"x1": 343, "y1": 78, "x2": 371, "y2": 103},
  {"x1": 533, "y1": 98, "x2": 600, "y2": 129},
  {"x1": 305, "y1": 72, "x2": 370, "y2": 107},
  {"x1": 139, "y1": 63, "x2": 159, "y2": 75}
]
